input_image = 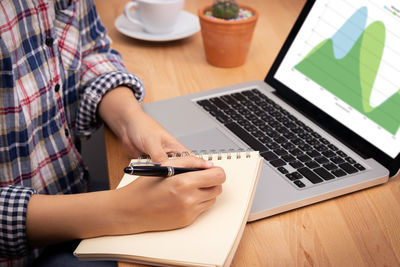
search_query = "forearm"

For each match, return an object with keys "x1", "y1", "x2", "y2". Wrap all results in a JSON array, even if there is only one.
[
  {"x1": 26, "y1": 190, "x2": 117, "y2": 246},
  {"x1": 26, "y1": 157, "x2": 225, "y2": 248},
  {"x1": 98, "y1": 86, "x2": 143, "y2": 140}
]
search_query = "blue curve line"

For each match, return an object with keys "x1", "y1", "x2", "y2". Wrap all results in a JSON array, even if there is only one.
[{"x1": 331, "y1": 6, "x2": 368, "y2": 59}]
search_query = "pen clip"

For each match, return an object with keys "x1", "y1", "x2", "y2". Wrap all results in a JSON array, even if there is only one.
[{"x1": 129, "y1": 162, "x2": 162, "y2": 167}]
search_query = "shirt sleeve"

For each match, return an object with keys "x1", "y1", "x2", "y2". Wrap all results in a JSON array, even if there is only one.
[
  {"x1": 0, "y1": 186, "x2": 36, "y2": 257},
  {"x1": 75, "y1": 0, "x2": 145, "y2": 137}
]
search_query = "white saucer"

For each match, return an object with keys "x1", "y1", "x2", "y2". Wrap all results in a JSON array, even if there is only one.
[{"x1": 114, "y1": 11, "x2": 200, "y2": 42}]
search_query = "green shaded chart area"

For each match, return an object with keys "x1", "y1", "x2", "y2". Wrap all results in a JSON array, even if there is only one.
[{"x1": 295, "y1": 10, "x2": 400, "y2": 135}]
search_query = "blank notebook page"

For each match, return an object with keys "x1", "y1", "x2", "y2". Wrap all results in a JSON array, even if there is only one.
[{"x1": 74, "y1": 151, "x2": 262, "y2": 267}]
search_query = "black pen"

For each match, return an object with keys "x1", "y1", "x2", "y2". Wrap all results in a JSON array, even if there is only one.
[{"x1": 124, "y1": 165, "x2": 204, "y2": 177}]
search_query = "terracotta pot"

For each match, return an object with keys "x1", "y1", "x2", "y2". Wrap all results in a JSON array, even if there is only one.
[{"x1": 198, "y1": 4, "x2": 258, "y2": 68}]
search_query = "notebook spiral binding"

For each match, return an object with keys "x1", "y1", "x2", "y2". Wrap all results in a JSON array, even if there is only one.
[{"x1": 137, "y1": 149, "x2": 254, "y2": 162}]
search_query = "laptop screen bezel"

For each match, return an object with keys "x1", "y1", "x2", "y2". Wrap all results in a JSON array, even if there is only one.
[{"x1": 264, "y1": 0, "x2": 400, "y2": 177}]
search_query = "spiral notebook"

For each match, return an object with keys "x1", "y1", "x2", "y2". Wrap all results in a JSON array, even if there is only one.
[{"x1": 74, "y1": 150, "x2": 262, "y2": 267}]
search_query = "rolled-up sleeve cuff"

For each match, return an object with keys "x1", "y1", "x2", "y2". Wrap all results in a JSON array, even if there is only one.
[
  {"x1": 76, "y1": 71, "x2": 144, "y2": 137},
  {"x1": 0, "y1": 186, "x2": 36, "y2": 257}
]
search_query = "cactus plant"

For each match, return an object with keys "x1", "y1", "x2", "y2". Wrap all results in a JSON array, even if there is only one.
[{"x1": 211, "y1": 0, "x2": 239, "y2": 20}]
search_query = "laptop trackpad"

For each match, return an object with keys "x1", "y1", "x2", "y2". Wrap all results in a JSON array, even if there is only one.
[{"x1": 176, "y1": 128, "x2": 241, "y2": 152}]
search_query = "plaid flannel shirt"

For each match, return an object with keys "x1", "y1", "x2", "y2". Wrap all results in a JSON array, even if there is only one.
[{"x1": 0, "y1": 0, "x2": 144, "y2": 264}]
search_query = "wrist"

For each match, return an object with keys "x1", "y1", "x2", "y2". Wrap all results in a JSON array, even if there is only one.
[
  {"x1": 99, "y1": 86, "x2": 144, "y2": 137},
  {"x1": 107, "y1": 186, "x2": 144, "y2": 235}
]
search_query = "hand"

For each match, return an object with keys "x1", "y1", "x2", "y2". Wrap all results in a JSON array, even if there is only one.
[
  {"x1": 110, "y1": 156, "x2": 226, "y2": 234},
  {"x1": 98, "y1": 86, "x2": 187, "y2": 162},
  {"x1": 121, "y1": 110, "x2": 187, "y2": 162}
]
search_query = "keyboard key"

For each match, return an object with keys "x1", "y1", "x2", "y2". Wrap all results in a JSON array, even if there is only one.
[
  {"x1": 232, "y1": 114, "x2": 245, "y2": 121},
  {"x1": 224, "y1": 122, "x2": 268, "y2": 152},
  {"x1": 274, "y1": 126, "x2": 287, "y2": 134},
  {"x1": 283, "y1": 132, "x2": 296, "y2": 139},
  {"x1": 336, "y1": 150, "x2": 347, "y2": 157},
  {"x1": 338, "y1": 163, "x2": 358, "y2": 174},
  {"x1": 244, "y1": 113, "x2": 258, "y2": 121},
  {"x1": 354, "y1": 163, "x2": 366, "y2": 171},
  {"x1": 298, "y1": 154, "x2": 312, "y2": 162},
  {"x1": 282, "y1": 142, "x2": 296, "y2": 150},
  {"x1": 298, "y1": 143, "x2": 312, "y2": 151},
  {"x1": 283, "y1": 121, "x2": 298, "y2": 129},
  {"x1": 311, "y1": 132, "x2": 321, "y2": 138},
  {"x1": 200, "y1": 102, "x2": 218, "y2": 112},
  {"x1": 306, "y1": 139, "x2": 320, "y2": 146},
  {"x1": 315, "y1": 144, "x2": 328, "y2": 152},
  {"x1": 266, "y1": 129, "x2": 280, "y2": 138},
  {"x1": 278, "y1": 167, "x2": 289, "y2": 174},
  {"x1": 286, "y1": 172, "x2": 303, "y2": 181},
  {"x1": 315, "y1": 156, "x2": 329, "y2": 164},
  {"x1": 323, "y1": 163, "x2": 337, "y2": 171},
  {"x1": 220, "y1": 95, "x2": 236, "y2": 105},
  {"x1": 216, "y1": 115, "x2": 231, "y2": 124},
  {"x1": 289, "y1": 148, "x2": 303, "y2": 156},
  {"x1": 270, "y1": 159, "x2": 286, "y2": 167},
  {"x1": 242, "y1": 90, "x2": 255, "y2": 97},
  {"x1": 231, "y1": 92, "x2": 247, "y2": 102},
  {"x1": 244, "y1": 124, "x2": 258, "y2": 132},
  {"x1": 274, "y1": 136, "x2": 288, "y2": 144},
  {"x1": 319, "y1": 138, "x2": 330, "y2": 145},
  {"x1": 290, "y1": 161, "x2": 304, "y2": 169},
  {"x1": 322, "y1": 150, "x2": 336, "y2": 158},
  {"x1": 331, "y1": 156, "x2": 345, "y2": 164},
  {"x1": 298, "y1": 132, "x2": 313, "y2": 140},
  {"x1": 296, "y1": 120, "x2": 306, "y2": 127},
  {"x1": 210, "y1": 97, "x2": 230, "y2": 110},
  {"x1": 298, "y1": 167, "x2": 324, "y2": 184},
  {"x1": 282, "y1": 155, "x2": 296, "y2": 162},
  {"x1": 304, "y1": 126, "x2": 313, "y2": 132},
  {"x1": 327, "y1": 144, "x2": 339, "y2": 151},
  {"x1": 259, "y1": 136, "x2": 273, "y2": 144},
  {"x1": 253, "y1": 119, "x2": 266, "y2": 127},
  {"x1": 258, "y1": 124, "x2": 273, "y2": 132},
  {"x1": 224, "y1": 108, "x2": 239, "y2": 116},
  {"x1": 314, "y1": 167, "x2": 335, "y2": 180},
  {"x1": 294, "y1": 180, "x2": 306, "y2": 188},
  {"x1": 209, "y1": 110, "x2": 225, "y2": 118},
  {"x1": 292, "y1": 138, "x2": 305, "y2": 146},
  {"x1": 345, "y1": 157, "x2": 357, "y2": 164},
  {"x1": 275, "y1": 148, "x2": 288, "y2": 156},
  {"x1": 305, "y1": 161, "x2": 319, "y2": 169},
  {"x1": 332, "y1": 169, "x2": 347, "y2": 177},
  {"x1": 261, "y1": 151, "x2": 279, "y2": 161},
  {"x1": 253, "y1": 131, "x2": 265, "y2": 138},
  {"x1": 306, "y1": 150, "x2": 321, "y2": 158},
  {"x1": 292, "y1": 127, "x2": 305, "y2": 134},
  {"x1": 265, "y1": 141, "x2": 281, "y2": 150}
]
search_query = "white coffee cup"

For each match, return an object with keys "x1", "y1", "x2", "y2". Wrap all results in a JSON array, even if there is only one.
[{"x1": 123, "y1": 0, "x2": 185, "y2": 34}]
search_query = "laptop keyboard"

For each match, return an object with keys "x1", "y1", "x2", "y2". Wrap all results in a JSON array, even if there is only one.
[{"x1": 196, "y1": 89, "x2": 366, "y2": 189}]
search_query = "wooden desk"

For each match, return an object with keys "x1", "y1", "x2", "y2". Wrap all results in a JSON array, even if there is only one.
[{"x1": 94, "y1": 0, "x2": 400, "y2": 266}]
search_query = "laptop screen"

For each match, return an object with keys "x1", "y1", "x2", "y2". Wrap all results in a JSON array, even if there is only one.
[{"x1": 273, "y1": 0, "x2": 400, "y2": 159}]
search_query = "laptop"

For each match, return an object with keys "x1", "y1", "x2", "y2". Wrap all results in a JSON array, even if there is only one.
[{"x1": 141, "y1": 0, "x2": 400, "y2": 221}]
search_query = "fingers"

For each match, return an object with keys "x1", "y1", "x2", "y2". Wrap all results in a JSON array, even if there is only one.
[
  {"x1": 147, "y1": 146, "x2": 169, "y2": 162},
  {"x1": 163, "y1": 135, "x2": 188, "y2": 155},
  {"x1": 198, "y1": 184, "x2": 223, "y2": 202},
  {"x1": 144, "y1": 132, "x2": 188, "y2": 163},
  {"x1": 196, "y1": 198, "x2": 218, "y2": 216},
  {"x1": 161, "y1": 156, "x2": 214, "y2": 169},
  {"x1": 171, "y1": 166, "x2": 226, "y2": 189},
  {"x1": 190, "y1": 167, "x2": 226, "y2": 188}
]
